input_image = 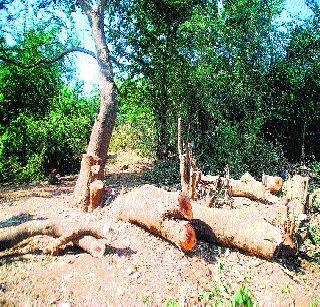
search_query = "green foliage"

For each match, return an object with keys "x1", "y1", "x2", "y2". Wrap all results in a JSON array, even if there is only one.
[
  {"x1": 108, "y1": 0, "x2": 319, "y2": 177},
  {"x1": 308, "y1": 224, "x2": 320, "y2": 245},
  {"x1": 166, "y1": 298, "x2": 180, "y2": 307},
  {"x1": 110, "y1": 78, "x2": 157, "y2": 157},
  {"x1": 0, "y1": 88, "x2": 97, "y2": 183},
  {"x1": 1, "y1": 0, "x2": 320, "y2": 184},
  {"x1": 198, "y1": 285, "x2": 223, "y2": 305},
  {"x1": 143, "y1": 158, "x2": 180, "y2": 185},
  {"x1": 232, "y1": 284, "x2": 254, "y2": 307},
  {"x1": 310, "y1": 297, "x2": 320, "y2": 307},
  {"x1": 0, "y1": 28, "x2": 64, "y2": 127}
]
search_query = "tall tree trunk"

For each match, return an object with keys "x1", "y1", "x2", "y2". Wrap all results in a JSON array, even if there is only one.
[
  {"x1": 156, "y1": 69, "x2": 169, "y2": 159},
  {"x1": 74, "y1": 1, "x2": 117, "y2": 211}
]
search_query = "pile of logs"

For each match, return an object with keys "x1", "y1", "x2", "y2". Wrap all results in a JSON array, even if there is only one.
[
  {"x1": 176, "y1": 117, "x2": 310, "y2": 259},
  {"x1": 0, "y1": 120, "x2": 312, "y2": 260}
]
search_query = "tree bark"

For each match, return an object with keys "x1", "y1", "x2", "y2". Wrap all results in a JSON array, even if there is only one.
[
  {"x1": 178, "y1": 117, "x2": 189, "y2": 195},
  {"x1": 191, "y1": 203, "x2": 296, "y2": 259},
  {"x1": 114, "y1": 185, "x2": 196, "y2": 252},
  {"x1": 74, "y1": 1, "x2": 117, "y2": 211},
  {"x1": 0, "y1": 219, "x2": 109, "y2": 258},
  {"x1": 284, "y1": 175, "x2": 309, "y2": 215}
]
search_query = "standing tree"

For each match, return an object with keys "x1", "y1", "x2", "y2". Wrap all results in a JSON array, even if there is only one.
[
  {"x1": 0, "y1": 0, "x2": 118, "y2": 211},
  {"x1": 72, "y1": 0, "x2": 118, "y2": 210},
  {"x1": 108, "y1": 0, "x2": 204, "y2": 159}
]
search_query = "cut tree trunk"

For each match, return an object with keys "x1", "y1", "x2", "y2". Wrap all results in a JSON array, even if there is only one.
[
  {"x1": 74, "y1": 1, "x2": 117, "y2": 211},
  {"x1": 114, "y1": 185, "x2": 196, "y2": 252},
  {"x1": 89, "y1": 180, "x2": 105, "y2": 212},
  {"x1": 191, "y1": 203, "x2": 296, "y2": 259},
  {"x1": 284, "y1": 175, "x2": 309, "y2": 216},
  {"x1": 73, "y1": 154, "x2": 92, "y2": 211},
  {"x1": 0, "y1": 219, "x2": 110, "y2": 258},
  {"x1": 178, "y1": 117, "x2": 189, "y2": 196}
]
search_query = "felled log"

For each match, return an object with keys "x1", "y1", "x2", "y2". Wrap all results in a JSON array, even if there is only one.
[
  {"x1": 114, "y1": 185, "x2": 196, "y2": 252},
  {"x1": 200, "y1": 173, "x2": 281, "y2": 204},
  {"x1": 230, "y1": 173, "x2": 266, "y2": 202},
  {"x1": 0, "y1": 219, "x2": 110, "y2": 258},
  {"x1": 191, "y1": 203, "x2": 296, "y2": 259}
]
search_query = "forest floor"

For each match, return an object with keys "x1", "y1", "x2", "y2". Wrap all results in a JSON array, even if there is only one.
[{"x1": 0, "y1": 151, "x2": 319, "y2": 306}]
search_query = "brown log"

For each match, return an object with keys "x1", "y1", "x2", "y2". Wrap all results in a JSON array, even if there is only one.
[
  {"x1": 114, "y1": 185, "x2": 196, "y2": 251},
  {"x1": 230, "y1": 175, "x2": 266, "y2": 202},
  {"x1": 191, "y1": 203, "x2": 296, "y2": 259},
  {"x1": 0, "y1": 219, "x2": 108, "y2": 257},
  {"x1": 201, "y1": 173, "x2": 281, "y2": 204}
]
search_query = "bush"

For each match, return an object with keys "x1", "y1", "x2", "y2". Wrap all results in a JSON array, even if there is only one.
[
  {"x1": 0, "y1": 88, "x2": 97, "y2": 183},
  {"x1": 110, "y1": 78, "x2": 157, "y2": 157}
]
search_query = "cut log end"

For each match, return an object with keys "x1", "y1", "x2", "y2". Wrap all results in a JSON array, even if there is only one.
[
  {"x1": 89, "y1": 180, "x2": 105, "y2": 212},
  {"x1": 263, "y1": 175, "x2": 283, "y2": 194},
  {"x1": 180, "y1": 223, "x2": 197, "y2": 252},
  {"x1": 161, "y1": 219, "x2": 197, "y2": 252},
  {"x1": 178, "y1": 193, "x2": 193, "y2": 220}
]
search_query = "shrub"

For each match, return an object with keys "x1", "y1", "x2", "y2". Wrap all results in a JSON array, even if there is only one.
[{"x1": 0, "y1": 88, "x2": 97, "y2": 183}]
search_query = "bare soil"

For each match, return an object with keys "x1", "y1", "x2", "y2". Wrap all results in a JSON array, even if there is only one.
[{"x1": 0, "y1": 152, "x2": 319, "y2": 306}]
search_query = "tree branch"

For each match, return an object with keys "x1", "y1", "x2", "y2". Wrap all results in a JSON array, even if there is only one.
[
  {"x1": 97, "y1": 0, "x2": 107, "y2": 15},
  {"x1": 78, "y1": 0, "x2": 93, "y2": 23},
  {"x1": 0, "y1": 47, "x2": 96, "y2": 68}
]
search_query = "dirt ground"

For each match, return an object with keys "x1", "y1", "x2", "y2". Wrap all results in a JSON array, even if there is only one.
[{"x1": 0, "y1": 152, "x2": 319, "y2": 306}]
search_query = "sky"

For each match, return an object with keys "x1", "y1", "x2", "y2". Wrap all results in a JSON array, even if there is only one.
[{"x1": 75, "y1": 0, "x2": 315, "y2": 95}]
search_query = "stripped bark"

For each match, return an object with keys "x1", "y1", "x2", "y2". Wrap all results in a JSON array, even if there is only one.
[{"x1": 114, "y1": 185, "x2": 196, "y2": 252}]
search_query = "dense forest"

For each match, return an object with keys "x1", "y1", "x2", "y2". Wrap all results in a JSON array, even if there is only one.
[{"x1": 0, "y1": 0, "x2": 319, "y2": 183}]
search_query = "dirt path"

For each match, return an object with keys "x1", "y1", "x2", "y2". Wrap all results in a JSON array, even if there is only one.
[{"x1": 0, "y1": 152, "x2": 319, "y2": 306}]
